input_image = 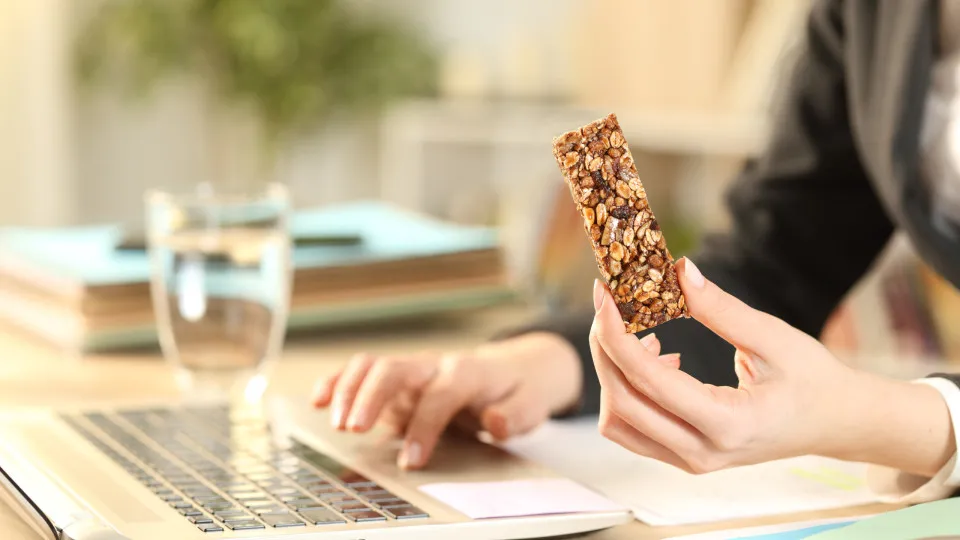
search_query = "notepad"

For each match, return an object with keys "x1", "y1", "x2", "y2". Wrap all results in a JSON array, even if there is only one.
[
  {"x1": 419, "y1": 478, "x2": 627, "y2": 519},
  {"x1": 503, "y1": 418, "x2": 880, "y2": 526}
]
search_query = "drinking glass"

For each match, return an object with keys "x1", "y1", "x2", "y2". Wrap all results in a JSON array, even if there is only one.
[{"x1": 145, "y1": 183, "x2": 293, "y2": 405}]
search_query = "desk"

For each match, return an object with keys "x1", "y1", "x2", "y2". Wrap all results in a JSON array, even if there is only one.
[{"x1": 0, "y1": 306, "x2": 896, "y2": 539}]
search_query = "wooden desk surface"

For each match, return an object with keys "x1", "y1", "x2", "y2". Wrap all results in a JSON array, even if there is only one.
[{"x1": 0, "y1": 306, "x2": 895, "y2": 539}]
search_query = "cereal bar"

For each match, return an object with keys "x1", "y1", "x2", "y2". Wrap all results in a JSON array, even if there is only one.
[{"x1": 552, "y1": 113, "x2": 688, "y2": 332}]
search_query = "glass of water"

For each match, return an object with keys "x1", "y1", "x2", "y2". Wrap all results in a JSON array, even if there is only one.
[{"x1": 145, "y1": 183, "x2": 293, "y2": 405}]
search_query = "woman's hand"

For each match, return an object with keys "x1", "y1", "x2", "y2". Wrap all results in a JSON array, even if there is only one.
[
  {"x1": 311, "y1": 332, "x2": 595, "y2": 470},
  {"x1": 590, "y1": 257, "x2": 956, "y2": 478}
]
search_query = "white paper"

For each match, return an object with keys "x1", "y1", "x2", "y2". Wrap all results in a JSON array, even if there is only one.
[
  {"x1": 419, "y1": 478, "x2": 627, "y2": 519},
  {"x1": 502, "y1": 418, "x2": 880, "y2": 526}
]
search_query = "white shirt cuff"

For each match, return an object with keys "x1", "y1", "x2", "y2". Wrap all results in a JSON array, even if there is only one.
[{"x1": 866, "y1": 377, "x2": 960, "y2": 504}]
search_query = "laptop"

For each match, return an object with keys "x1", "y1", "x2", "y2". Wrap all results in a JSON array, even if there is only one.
[{"x1": 0, "y1": 395, "x2": 632, "y2": 539}]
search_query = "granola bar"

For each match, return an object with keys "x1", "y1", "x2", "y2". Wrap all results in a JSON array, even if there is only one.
[{"x1": 552, "y1": 113, "x2": 687, "y2": 332}]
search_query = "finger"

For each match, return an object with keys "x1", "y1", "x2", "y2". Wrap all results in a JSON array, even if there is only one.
[
  {"x1": 643, "y1": 334, "x2": 662, "y2": 356},
  {"x1": 637, "y1": 334, "x2": 680, "y2": 368},
  {"x1": 590, "y1": 315, "x2": 708, "y2": 458},
  {"x1": 676, "y1": 257, "x2": 796, "y2": 359},
  {"x1": 598, "y1": 395, "x2": 693, "y2": 472},
  {"x1": 380, "y1": 391, "x2": 417, "y2": 436},
  {"x1": 400, "y1": 355, "x2": 481, "y2": 469},
  {"x1": 311, "y1": 373, "x2": 340, "y2": 407},
  {"x1": 592, "y1": 283, "x2": 721, "y2": 431},
  {"x1": 480, "y1": 386, "x2": 550, "y2": 440},
  {"x1": 381, "y1": 406, "x2": 411, "y2": 436},
  {"x1": 658, "y1": 353, "x2": 681, "y2": 369},
  {"x1": 346, "y1": 357, "x2": 436, "y2": 433},
  {"x1": 329, "y1": 353, "x2": 375, "y2": 429}
]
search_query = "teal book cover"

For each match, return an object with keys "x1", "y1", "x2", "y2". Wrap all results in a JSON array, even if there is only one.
[{"x1": 0, "y1": 201, "x2": 501, "y2": 287}]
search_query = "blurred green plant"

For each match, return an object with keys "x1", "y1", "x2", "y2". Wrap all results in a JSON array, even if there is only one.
[{"x1": 76, "y1": 0, "x2": 437, "y2": 158}]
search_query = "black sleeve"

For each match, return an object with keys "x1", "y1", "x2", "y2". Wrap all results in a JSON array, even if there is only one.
[{"x1": 502, "y1": 0, "x2": 896, "y2": 416}]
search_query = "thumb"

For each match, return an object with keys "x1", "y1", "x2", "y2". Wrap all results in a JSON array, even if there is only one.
[
  {"x1": 480, "y1": 388, "x2": 550, "y2": 440},
  {"x1": 676, "y1": 257, "x2": 793, "y2": 360}
]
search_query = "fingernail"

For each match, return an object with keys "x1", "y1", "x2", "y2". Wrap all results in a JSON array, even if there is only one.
[
  {"x1": 347, "y1": 411, "x2": 365, "y2": 431},
  {"x1": 330, "y1": 403, "x2": 343, "y2": 428},
  {"x1": 311, "y1": 386, "x2": 329, "y2": 406},
  {"x1": 683, "y1": 257, "x2": 705, "y2": 288},
  {"x1": 593, "y1": 279, "x2": 606, "y2": 311},
  {"x1": 639, "y1": 333, "x2": 658, "y2": 351},
  {"x1": 399, "y1": 441, "x2": 422, "y2": 469}
]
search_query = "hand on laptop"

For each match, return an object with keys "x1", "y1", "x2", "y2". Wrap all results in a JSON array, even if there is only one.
[
  {"x1": 589, "y1": 257, "x2": 956, "y2": 479},
  {"x1": 311, "y1": 331, "x2": 585, "y2": 470}
]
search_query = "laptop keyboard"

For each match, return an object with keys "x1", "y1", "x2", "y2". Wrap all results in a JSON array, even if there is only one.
[{"x1": 59, "y1": 405, "x2": 428, "y2": 533}]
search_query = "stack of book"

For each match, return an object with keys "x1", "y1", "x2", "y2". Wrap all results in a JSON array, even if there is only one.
[{"x1": 0, "y1": 201, "x2": 513, "y2": 352}]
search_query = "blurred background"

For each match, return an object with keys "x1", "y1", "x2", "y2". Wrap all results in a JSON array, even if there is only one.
[{"x1": 3, "y1": 0, "x2": 960, "y2": 376}]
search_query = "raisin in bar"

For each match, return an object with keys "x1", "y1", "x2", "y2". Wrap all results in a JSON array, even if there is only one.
[{"x1": 552, "y1": 113, "x2": 688, "y2": 332}]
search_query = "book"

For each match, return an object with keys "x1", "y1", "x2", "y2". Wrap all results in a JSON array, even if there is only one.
[{"x1": 0, "y1": 201, "x2": 513, "y2": 351}]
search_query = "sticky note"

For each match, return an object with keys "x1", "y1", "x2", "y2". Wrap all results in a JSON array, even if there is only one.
[
  {"x1": 806, "y1": 498, "x2": 960, "y2": 539},
  {"x1": 419, "y1": 478, "x2": 627, "y2": 519}
]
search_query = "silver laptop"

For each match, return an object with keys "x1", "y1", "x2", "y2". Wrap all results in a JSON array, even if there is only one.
[{"x1": 0, "y1": 396, "x2": 631, "y2": 539}]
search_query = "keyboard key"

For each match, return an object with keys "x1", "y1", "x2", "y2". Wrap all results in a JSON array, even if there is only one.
[
  {"x1": 357, "y1": 490, "x2": 392, "y2": 500},
  {"x1": 318, "y1": 491, "x2": 352, "y2": 502},
  {"x1": 166, "y1": 474, "x2": 196, "y2": 484},
  {"x1": 306, "y1": 483, "x2": 338, "y2": 494},
  {"x1": 242, "y1": 499, "x2": 276, "y2": 508},
  {"x1": 161, "y1": 495, "x2": 183, "y2": 503},
  {"x1": 289, "y1": 471, "x2": 323, "y2": 481},
  {"x1": 221, "y1": 482, "x2": 257, "y2": 492},
  {"x1": 222, "y1": 515, "x2": 258, "y2": 524},
  {"x1": 254, "y1": 506, "x2": 287, "y2": 515},
  {"x1": 202, "y1": 502, "x2": 236, "y2": 511},
  {"x1": 383, "y1": 505, "x2": 429, "y2": 519},
  {"x1": 195, "y1": 495, "x2": 229, "y2": 504},
  {"x1": 298, "y1": 508, "x2": 347, "y2": 525},
  {"x1": 261, "y1": 512, "x2": 305, "y2": 528},
  {"x1": 231, "y1": 491, "x2": 269, "y2": 501},
  {"x1": 352, "y1": 484, "x2": 385, "y2": 493},
  {"x1": 188, "y1": 515, "x2": 214, "y2": 524},
  {"x1": 286, "y1": 499, "x2": 326, "y2": 511},
  {"x1": 213, "y1": 509, "x2": 247, "y2": 519},
  {"x1": 181, "y1": 486, "x2": 217, "y2": 497},
  {"x1": 337, "y1": 467, "x2": 377, "y2": 488},
  {"x1": 178, "y1": 508, "x2": 203, "y2": 517},
  {"x1": 370, "y1": 498, "x2": 405, "y2": 508},
  {"x1": 344, "y1": 509, "x2": 387, "y2": 522},
  {"x1": 197, "y1": 524, "x2": 223, "y2": 532},
  {"x1": 269, "y1": 487, "x2": 299, "y2": 497},
  {"x1": 331, "y1": 500, "x2": 368, "y2": 512},
  {"x1": 225, "y1": 520, "x2": 265, "y2": 530},
  {"x1": 169, "y1": 501, "x2": 193, "y2": 509}
]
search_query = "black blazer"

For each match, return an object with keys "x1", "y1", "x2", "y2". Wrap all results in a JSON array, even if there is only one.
[{"x1": 503, "y1": 0, "x2": 960, "y2": 414}]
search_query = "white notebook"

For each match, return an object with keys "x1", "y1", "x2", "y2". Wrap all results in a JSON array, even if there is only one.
[{"x1": 502, "y1": 417, "x2": 880, "y2": 526}]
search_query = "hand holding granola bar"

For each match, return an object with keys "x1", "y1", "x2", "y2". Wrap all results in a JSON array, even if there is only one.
[{"x1": 552, "y1": 113, "x2": 687, "y2": 332}]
